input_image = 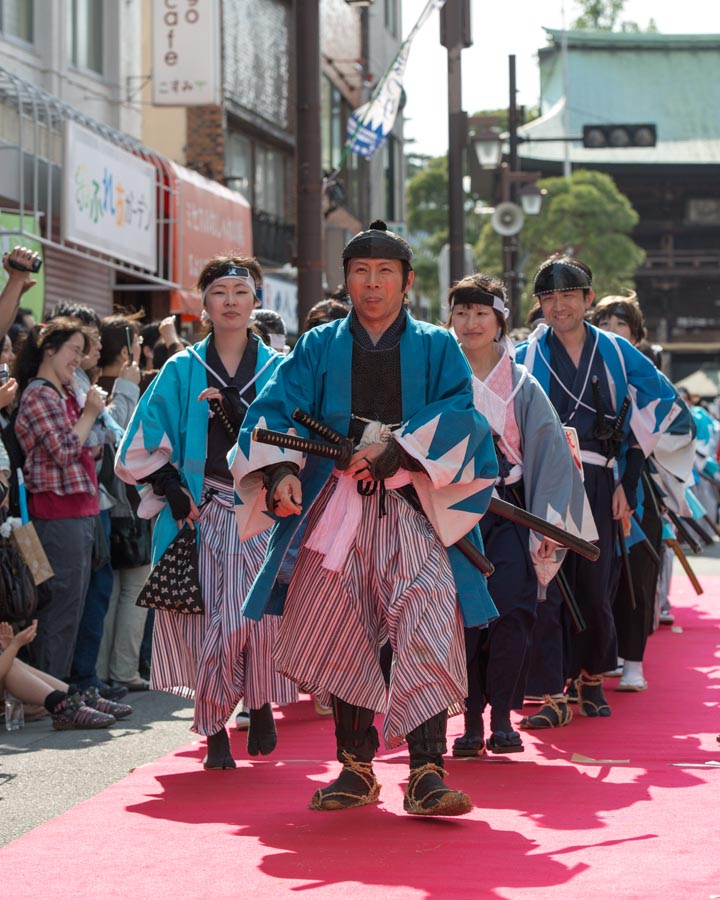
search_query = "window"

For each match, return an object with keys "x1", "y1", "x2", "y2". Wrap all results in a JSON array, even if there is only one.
[
  {"x1": 255, "y1": 146, "x2": 286, "y2": 220},
  {"x1": 68, "y1": 0, "x2": 103, "y2": 75},
  {"x1": 321, "y1": 77, "x2": 344, "y2": 172},
  {"x1": 225, "y1": 131, "x2": 253, "y2": 201},
  {"x1": 384, "y1": 0, "x2": 398, "y2": 37},
  {"x1": 321, "y1": 75, "x2": 360, "y2": 216},
  {"x1": 0, "y1": 0, "x2": 33, "y2": 43}
]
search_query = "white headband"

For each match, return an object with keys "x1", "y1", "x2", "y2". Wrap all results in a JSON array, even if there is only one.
[{"x1": 202, "y1": 273, "x2": 257, "y2": 303}]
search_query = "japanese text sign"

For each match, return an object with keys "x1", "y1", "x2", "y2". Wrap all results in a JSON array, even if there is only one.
[
  {"x1": 63, "y1": 122, "x2": 157, "y2": 271},
  {"x1": 152, "y1": 0, "x2": 220, "y2": 106}
]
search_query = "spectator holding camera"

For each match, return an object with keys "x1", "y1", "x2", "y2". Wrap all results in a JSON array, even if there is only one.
[
  {"x1": 13, "y1": 318, "x2": 105, "y2": 680},
  {"x1": 0, "y1": 246, "x2": 41, "y2": 340},
  {"x1": 43, "y1": 303, "x2": 129, "y2": 700}
]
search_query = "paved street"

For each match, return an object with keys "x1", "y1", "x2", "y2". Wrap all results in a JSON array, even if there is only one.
[
  {"x1": 0, "y1": 688, "x2": 195, "y2": 847},
  {"x1": 2, "y1": 545, "x2": 719, "y2": 850}
]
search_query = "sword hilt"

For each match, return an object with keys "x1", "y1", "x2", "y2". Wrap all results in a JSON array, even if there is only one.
[
  {"x1": 252, "y1": 427, "x2": 354, "y2": 469},
  {"x1": 291, "y1": 408, "x2": 346, "y2": 445}
]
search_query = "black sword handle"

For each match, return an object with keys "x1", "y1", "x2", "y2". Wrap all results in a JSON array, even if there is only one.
[
  {"x1": 609, "y1": 395, "x2": 632, "y2": 457},
  {"x1": 591, "y1": 376, "x2": 613, "y2": 441},
  {"x1": 611, "y1": 395, "x2": 632, "y2": 437},
  {"x1": 210, "y1": 398, "x2": 239, "y2": 442},
  {"x1": 291, "y1": 408, "x2": 347, "y2": 445},
  {"x1": 252, "y1": 427, "x2": 354, "y2": 469}
]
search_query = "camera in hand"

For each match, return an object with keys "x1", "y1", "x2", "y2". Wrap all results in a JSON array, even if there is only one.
[
  {"x1": 8, "y1": 256, "x2": 43, "y2": 274},
  {"x1": 0, "y1": 364, "x2": 10, "y2": 385}
]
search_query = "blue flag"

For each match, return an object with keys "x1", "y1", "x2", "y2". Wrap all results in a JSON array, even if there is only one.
[{"x1": 346, "y1": 0, "x2": 447, "y2": 160}]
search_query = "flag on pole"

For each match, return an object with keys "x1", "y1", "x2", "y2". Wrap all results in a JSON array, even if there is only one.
[{"x1": 346, "y1": 0, "x2": 447, "y2": 160}]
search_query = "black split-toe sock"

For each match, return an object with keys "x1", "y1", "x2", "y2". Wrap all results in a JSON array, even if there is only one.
[
  {"x1": 247, "y1": 702, "x2": 277, "y2": 756},
  {"x1": 203, "y1": 727, "x2": 237, "y2": 770}
]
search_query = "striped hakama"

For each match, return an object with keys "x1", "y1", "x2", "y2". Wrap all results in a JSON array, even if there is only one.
[
  {"x1": 274, "y1": 475, "x2": 467, "y2": 748},
  {"x1": 150, "y1": 477, "x2": 297, "y2": 735}
]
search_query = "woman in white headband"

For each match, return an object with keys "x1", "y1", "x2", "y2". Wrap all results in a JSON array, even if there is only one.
[
  {"x1": 447, "y1": 272, "x2": 590, "y2": 753},
  {"x1": 116, "y1": 254, "x2": 296, "y2": 769}
]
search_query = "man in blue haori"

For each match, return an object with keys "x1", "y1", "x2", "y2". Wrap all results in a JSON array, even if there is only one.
[
  {"x1": 516, "y1": 255, "x2": 687, "y2": 727},
  {"x1": 229, "y1": 221, "x2": 498, "y2": 817}
]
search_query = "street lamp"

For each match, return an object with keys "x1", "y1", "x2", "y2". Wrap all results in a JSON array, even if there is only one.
[
  {"x1": 470, "y1": 124, "x2": 504, "y2": 170},
  {"x1": 518, "y1": 182, "x2": 545, "y2": 216}
]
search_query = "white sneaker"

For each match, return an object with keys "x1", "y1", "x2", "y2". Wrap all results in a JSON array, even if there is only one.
[{"x1": 659, "y1": 610, "x2": 675, "y2": 625}]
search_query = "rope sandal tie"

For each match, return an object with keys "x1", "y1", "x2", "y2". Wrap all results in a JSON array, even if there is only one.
[
  {"x1": 403, "y1": 763, "x2": 473, "y2": 817},
  {"x1": 310, "y1": 751, "x2": 381, "y2": 811},
  {"x1": 575, "y1": 675, "x2": 611, "y2": 718},
  {"x1": 519, "y1": 694, "x2": 573, "y2": 730}
]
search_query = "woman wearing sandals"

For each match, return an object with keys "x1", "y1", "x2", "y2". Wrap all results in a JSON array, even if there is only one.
[
  {"x1": 447, "y1": 273, "x2": 592, "y2": 754},
  {"x1": 116, "y1": 255, "x2": 296, "y2": 769}
]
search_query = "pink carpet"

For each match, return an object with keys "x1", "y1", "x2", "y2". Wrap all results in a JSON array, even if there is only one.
[{"x1": 2, "y1": 575, "x2": 719, "y2": 900}]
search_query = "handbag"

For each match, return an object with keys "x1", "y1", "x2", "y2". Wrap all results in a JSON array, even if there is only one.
[
  {"x1": 11, "y1": 522, "x2": 54, "y2": 586},
  {"x1": 0, "y1": 534, "x2": 38, "y2": 626},
  {"x1": 110, "y1": 515, "x2": 152, "y2": 569},
  {"x1": 136, "y1": 527, "x2": 204, "y2": 615}
]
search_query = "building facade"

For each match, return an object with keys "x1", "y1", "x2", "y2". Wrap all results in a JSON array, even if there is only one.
[
  {"x1": 0, "y1": 0, "x2": 405, "y2": 333},
  {"x1": 140, "y1": 0, "x2": 405, "y2": 331},
  {"x1": 518, "y1": 30, "x2": 720, "y2": 377}
]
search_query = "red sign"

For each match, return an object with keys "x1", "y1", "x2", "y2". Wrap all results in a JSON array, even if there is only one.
[{"x1": 169, "y1": 161, "x2": 252, "y2": 316}]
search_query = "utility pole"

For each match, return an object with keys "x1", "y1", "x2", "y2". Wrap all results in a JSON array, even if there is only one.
[
  {"x1": 295, "y1": 1, "x2": 324, "y2": 330},
  {"x1": 440, "y1": 0, "x2": 471, "y2": 287},
  {"x1": 503, "y1": 54, "x2": 519, "y2": 324}
]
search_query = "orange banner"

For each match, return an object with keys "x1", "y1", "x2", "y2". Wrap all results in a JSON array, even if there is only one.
[{"x1": 169, "y1": 161, "x2": 252, "y2": 317}]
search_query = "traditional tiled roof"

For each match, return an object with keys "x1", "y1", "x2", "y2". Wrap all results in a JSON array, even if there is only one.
[{"x1": 518, "y1": 30, "x2": 720, "y2": 166}]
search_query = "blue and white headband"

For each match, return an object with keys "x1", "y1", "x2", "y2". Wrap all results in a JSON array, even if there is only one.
[{"x1": 201, "y1": 265, "x2": 260, "y2": 303}]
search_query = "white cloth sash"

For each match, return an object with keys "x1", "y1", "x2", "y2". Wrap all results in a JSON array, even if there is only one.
[
  {"x1": 580, "y1": 450, "x2": 615, "y2": 468},
  {"x1": 305, "y1": 469, "x2": 412, "y2": 572}
]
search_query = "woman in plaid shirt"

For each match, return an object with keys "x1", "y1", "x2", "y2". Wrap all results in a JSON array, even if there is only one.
[{"x1": 13, "y1": 318, "x2": 106, "y2": 680}]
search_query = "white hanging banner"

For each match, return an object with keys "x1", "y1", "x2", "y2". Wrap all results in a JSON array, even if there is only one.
[
  {"x1": 152, "y1": 0, "x2": 220, "y2": 106},
  {"x1": 346, "y1": 0, "x2": 447, "y2": 159},
  {"x1": 63, "y1": 122, "x2": 157, "y2": 271}
]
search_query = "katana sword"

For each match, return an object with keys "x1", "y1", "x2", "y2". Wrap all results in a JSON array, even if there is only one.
[
  {"x1": 251, "y1": 423, "x2": 494, "y2": 576},
  {"x1": 683, "y1": 515, "x2": 714, "y2": 548},
  {"x1": 252, "y1": 410, "x2": 601, "y2": 562},
  {"x1": 555, "y1": 568, "x2": 586, "y2": 634},
  {"x1": 665, "y1": 538, "x2": 703, "y2": 595}
]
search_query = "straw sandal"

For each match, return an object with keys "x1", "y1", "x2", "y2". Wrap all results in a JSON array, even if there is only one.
[
  {"x1": 403, "y1": 763, "x2": 473, "y2": 817},
  {"x1": 519, "y1": 695, "x2": 572, "y2": 730},
  {"x1": 310, "y1": 752, "x2": 381, "y2": 811},
  {"x1": 575, "y1": 674, "x2": 611, "y2": 717}
]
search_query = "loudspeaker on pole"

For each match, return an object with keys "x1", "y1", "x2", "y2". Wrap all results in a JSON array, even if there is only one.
[{"x1": 491, "y1": 201, "x2": 524, "y2": 236}]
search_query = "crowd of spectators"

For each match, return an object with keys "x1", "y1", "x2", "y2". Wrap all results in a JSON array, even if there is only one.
[{"x1": 0, "y1": 246, "x2": 187, "y2": 730}]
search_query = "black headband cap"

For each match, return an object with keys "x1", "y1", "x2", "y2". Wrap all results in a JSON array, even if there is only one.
[
  {"x1": 342, "y1": 220, "x2": 413, "y2": 265},
  {"x1": 534, "y1": 260, "x2": 592, "y2": 296}
]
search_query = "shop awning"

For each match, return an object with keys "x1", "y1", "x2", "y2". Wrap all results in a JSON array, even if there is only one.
[{"x1": 168, "y1": 161, "x2": 253, "y2": 317}]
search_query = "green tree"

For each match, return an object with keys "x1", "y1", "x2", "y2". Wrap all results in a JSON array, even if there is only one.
[
  {"x1": 405, "y1": 154, "x2": 483, "y2": 314},
  {"x1": 571, "y1": 0, "x2": 658, "y2": 32},
  {"x1": 474, "y1": 169, "x2": 646, "y2": 321}
]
